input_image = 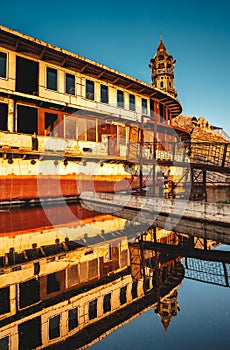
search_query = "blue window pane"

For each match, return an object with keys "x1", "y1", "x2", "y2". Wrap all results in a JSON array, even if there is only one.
[{"x1": 46, "y1": 67, "x2": 57, "y2": 91}]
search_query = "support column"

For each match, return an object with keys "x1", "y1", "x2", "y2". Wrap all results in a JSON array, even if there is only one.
[
  {"x1": 8, "y1": 99, "x2": 15, "y2": 132},
  {"x1": 202, "y1": 170, "x2": 207, "y2": 202}
]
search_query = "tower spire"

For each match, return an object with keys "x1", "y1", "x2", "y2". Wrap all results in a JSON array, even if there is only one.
[{"x1": 149, "y1": 37, "x2": 177, "y2": 97}]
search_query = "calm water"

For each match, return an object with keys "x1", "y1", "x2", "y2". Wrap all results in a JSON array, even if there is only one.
[
  {"x1": 0, "y1": 196, "x2": 229, "y2": 350},
  {"x1": 90, "y1": 250, "x2": 230, "y2": 350}
]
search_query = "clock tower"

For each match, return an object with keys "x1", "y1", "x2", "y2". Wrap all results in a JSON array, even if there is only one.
[{"x1": 149, "y1": 37, "x2": 177, "y2": 97}]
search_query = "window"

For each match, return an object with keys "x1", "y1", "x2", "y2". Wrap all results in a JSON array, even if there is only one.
[
  {"x1": 0, "y1": 52, "x2": 7, "y2": 79},
  {"x1": 17, "y1": 105, "x2": 38, "y2": 135},
  {"x1": 49, "y1": 315, "x2": 60, "y2": 340},
  {"x1": 86, "y1": 119, "x2": 96, "y2": 142},
  {"x1": 64, "y1": 115, "x2": 76, "y2": 139},
  {"x1": 131, "y1": 281, "x2": 138, "y2": 299},
  {"x1": 45, "y1": 112, "x2": 58, "y2": 136},
  {"x1": 160, "y1": 103, "x2": 165, "y2": 119},
  {"x1": 160, "y1": 81, "x2": 164, "y2": 88},
  {"x1": 19, "y1": 278, "x2": 40, "y2": 308},
  {"x1": 0, "y1": 287, "x2": 10, "y2": 315},
  {"x1": 142, "y1": 98, "x2": 147, "y2": 115},
  {"x1": 86, "y1": 80, "x2": 94, "y2": 100},
  {"x1": 0, "y1": 103, "x2": 8, "y2": 131},
  {"x1": 120, "y1": 286, "x2": 127, "y2": 305},
  {"x1": 68, "y1": 308, "x2": 78, "y2": 331},
  {"x1": 65, "y1": 73, "x2": 75, "y2": 95},
  {"x1": 0, "y1": 336, "x2": 9, "y2": 350},
  {"x1": 101, "y1": 84, "x2": 108, "y2": 104},
  {"x1": 16, "y1": 56, "x2": 38, "y2": 95},
  {"x1": 150, "y1": 100, "x2": 154, "y2": 117},
  {"x1": 117, "y1": 90, "x2": 124, "y2": 108},
  {"x1": 129, "y1": 94, "x2": 135, "y2": 111},
  {"x1": 18, "y1": 317, "x2": 42, "y2": 350},
  {"x1": 89, "y1": 299, "x2": 97, "y2": 320},
  {"x1": 47, "y1": 272, "x2": 61, "y2": 294},
  {"x1": 46, "y1": 67, "x2": 57, "y2": 91},
  {"x1": 103, "y1": 293, "x2": 111, "y2": 313},
  {"x1": 67, "y1": 264, "x2": 78, "y2": 286}
]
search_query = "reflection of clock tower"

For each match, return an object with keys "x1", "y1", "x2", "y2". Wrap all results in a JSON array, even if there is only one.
[
  {"x1": 149, "y1": 36, "x2": 177, "y2": 97},
  {"x1": 154, "y1": 287, "x2": 180, "y2": 332}
]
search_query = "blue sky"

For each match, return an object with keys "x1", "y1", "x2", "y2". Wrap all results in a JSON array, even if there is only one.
[{"x1": 1, "y1": 0, "x2": 230, "y2": 134}]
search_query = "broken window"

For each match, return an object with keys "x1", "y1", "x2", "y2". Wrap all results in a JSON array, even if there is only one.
[
  {"x1": 68, "y1": 308, "x2": 78, "y2": 331},
  {"x1": 17, "y1": 105, "x2": 38, "y2": 134},
  {"x1": 49, "y1": 315, "x2": 60, "y2": 340},
  {"x1": 16, "y1": 56, "x2": 38, "y2": 95},
  {"x1": 0, "y1": 287, "x2": 10, "y2": 315},
  {"x1": 46, "y1": 67, "x2": 57, "y2": 91},
  {"x1": 65, "y1": 73, "x2": 75, "y2": 95},
  {"x1": 86, "y1": 80, "x2": 94, "y2": 100},
  {"x1": 0, "y1": 52, "x2": 7, "y2": 79},
  {"x1": 0, "y1": 103, "x2": 8, "y2": 131},
  {"x1": 19, "y1": 278, "x2": 40, "y2": 309}
]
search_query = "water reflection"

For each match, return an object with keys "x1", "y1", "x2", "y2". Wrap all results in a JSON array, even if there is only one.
[{"x1": 0, "y1": 204, "x2": 229, "y2": 350}]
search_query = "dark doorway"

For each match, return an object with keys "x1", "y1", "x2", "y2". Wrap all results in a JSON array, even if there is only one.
[
  {"x1": 18, "y1": 317, "x2": 42, "y2": 350},
  {"x1": 0, "y1": 103, "x2": 8, "y2": 131},
  {"x1": 17, "y1": 105, "x2": 37, "y2": 134},
  {"x1": 16, "y1": 56, "x2": 38, "y2": 95}
]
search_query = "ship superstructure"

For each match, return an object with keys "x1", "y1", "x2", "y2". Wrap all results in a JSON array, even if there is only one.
[{"x1": 0, "y1": 26, "x2": 189, "y2": 204}]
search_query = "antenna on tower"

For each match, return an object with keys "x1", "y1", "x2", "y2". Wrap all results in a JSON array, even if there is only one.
[{"x1": 160, "y1": 33, "x2": 162, "y2": 42}]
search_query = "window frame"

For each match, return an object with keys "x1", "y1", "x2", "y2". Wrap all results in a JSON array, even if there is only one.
[
  {"x1": 86, "y1": 79, "x2": 95, "y2": 100},
  {"x1": 100, "y1": 84, "x2": 109, "y2": 104},
  {"x1": 48, "y1": 314, "x2": 61, "y2": 340},
  {"x1": 68, "y1": 307, "x2": 78, "y2": 331},
  {"x1": 46, "y1": 67, "x2": 58, "y2": 91},
  {"x1": 129, "y1": 94, "x2": 135, "y2": 111},
  {"x1": 0, "y1": 51, "x2": 7, "y2": 80},
  {"x1": 65, "y1": 73, "x2": 75, "y2": 95},
  {"x1": 117, "y1": 90, "x2": 124, "y2": 108},
  {"x1": 142, "y1": 98, "x2": 148, "y2": 115}
]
